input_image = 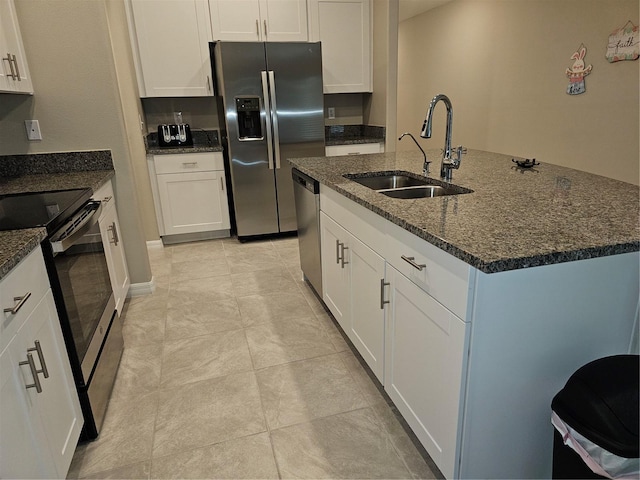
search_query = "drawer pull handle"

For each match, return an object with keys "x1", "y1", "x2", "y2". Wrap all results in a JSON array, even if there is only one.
[
  {"x1": 380, "y1": 279, "x2": 390, "y2": 309},
  {"x1": 182, "y1": 162, "x2": 198, "y2": 168},
  {"x1": 340, "y1": 245, "x2": 349, "y2": 268},
  {"x1": 19, "y1": 353, "x2": 43, "y2": 393},
  {"x1": 108, "y1": 221, "x2": 119, "y2": 246},
  {"x1": 347, "y1": 152, "x2": 360, "y2": 155},
  {"x1": 401, "y1": 255, "x2": 426, "y2": 271},
  {"x1": 336, "y1": 240, "x2": 341, "y2": 264},
  {"x1": 4, "y1": 292, "x2": 31, "y2": 315},
  {"x1": 27, "y1": 340, "x2": 49, "y2": 379}
]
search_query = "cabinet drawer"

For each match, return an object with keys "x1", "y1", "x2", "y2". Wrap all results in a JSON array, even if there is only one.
[
  {"x1": 0, "y1": 248, "x2": 49, "y2": 349},
  {"x1": 325, "y1": 143, "x2": 382, "y2": 156},
  {"x1": 385, "y1": 222, "x2": 471, "y2": 321},
  {"x1": 320, "y1": 185, "x2": 386, "y2": 254},
  {"x1": 153, "y1": 152, "x2": 224, "y2": 174}
]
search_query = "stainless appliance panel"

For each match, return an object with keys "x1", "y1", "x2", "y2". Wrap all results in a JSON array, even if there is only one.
[
  {"x1": 266, "y1": 43, "x2": 325, "y2": 232},
  {"x1": 86, "y1": 310, "x2": 123, "y2": 436},
  {"x1": 292, "y1": 169, "x2": 322, "y2": 296},
  {"x1": 213, "y1": 41, "x2": 325, "y2": 237},
  {"x1": 215, "y1": 42, "x2": 279, "y2": 237}
]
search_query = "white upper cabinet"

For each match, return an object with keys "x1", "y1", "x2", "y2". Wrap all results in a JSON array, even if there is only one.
[
  {"x1": 127, "y1": 0, "x2": 213, "y2": 97},
  {"x1": 210, "y1": 0, "x2": 308, "y2": 42},
  {"x1": 0, "y1": 0, "x2": 33, "y2": 94},
  {"x1": 308, "y1": 0, "x2": 372, "y2": 93}
]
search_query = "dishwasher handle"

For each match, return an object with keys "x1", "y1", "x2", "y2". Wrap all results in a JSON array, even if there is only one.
[{"x1": 292, "y1": 169, "x2": 319, "y2": 194}]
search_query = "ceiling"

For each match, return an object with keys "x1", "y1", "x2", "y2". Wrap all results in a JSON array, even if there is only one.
[{"x1": 398, "y1": 0, "x2": 452, "y2": 22}]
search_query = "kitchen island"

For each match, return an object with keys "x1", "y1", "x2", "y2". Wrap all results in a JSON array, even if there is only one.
[{"x1": 289, "y1": 150, "x2": 639, "y2": 479}]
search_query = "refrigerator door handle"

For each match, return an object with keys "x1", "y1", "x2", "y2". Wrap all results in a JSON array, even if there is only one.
[
  {"x1": 268, "y1": 71, "x2": 281, "y2": 169},
  {"x1": 261, "y1": 70, "x2": 275, "y2": 170}
]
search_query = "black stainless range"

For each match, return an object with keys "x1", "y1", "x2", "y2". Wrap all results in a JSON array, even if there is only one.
[{"x1": 0, "y1": 188, "x2": 123, "y2": 440}]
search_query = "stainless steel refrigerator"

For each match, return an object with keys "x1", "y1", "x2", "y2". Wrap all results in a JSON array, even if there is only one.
[{"x1": 212, "y1": 41, "x2": 325, "y2": 238}]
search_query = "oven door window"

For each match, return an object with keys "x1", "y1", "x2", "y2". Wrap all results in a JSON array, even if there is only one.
[{"x1": 53, "y1": 221, "x2": 112, "y2": 363}]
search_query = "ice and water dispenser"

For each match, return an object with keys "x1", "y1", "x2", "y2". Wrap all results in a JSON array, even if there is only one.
[{"x1": 235, "y1": 97, "x2": 262, "y2": 140}]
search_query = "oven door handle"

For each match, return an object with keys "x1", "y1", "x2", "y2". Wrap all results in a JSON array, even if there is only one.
[{"x1": 50, "y1": 201, "x2": 103, "y2": 253}]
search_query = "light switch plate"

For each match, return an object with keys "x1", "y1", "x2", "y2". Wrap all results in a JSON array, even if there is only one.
[{"x1": 25, "y1": 120, "x2": 42, "y2": 140}]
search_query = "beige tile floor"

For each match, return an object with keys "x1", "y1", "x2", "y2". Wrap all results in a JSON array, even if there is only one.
[{"x1": 67, "y1": 236, "x2": 440, "y2": 479}]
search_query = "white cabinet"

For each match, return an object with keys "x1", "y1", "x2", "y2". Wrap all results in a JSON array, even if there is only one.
[
  {"x1": 325, "y1": 142, "x2": 383, "y2": 156},
  {"x1": 385, "y1": 265, "x2": 468, "y2": 479},
  {"x1": 318, "y1": 181, "x2": 639, "y2": 479},
  {"x1": 320, "y1": 185, "x2": 467, "y2": 472},
  {"x1": 149, "y1": 152, "x2": 231, "y2": 241},
  {"x1": 93, "y1": 181, "x2": 130, "y2": 315},
  {"x1": 308, "y1": 0, "x2": 371, "y2": 93},
  {"x1": 320, "y1": 212, "x2": 350, "y2": 330},
  {"x1": 0, "y1": 0, "x2": 33, "y2": 94},
  {"x1": 0, "y1": 248, "x2": 83, "y2": 479},
  {"x1": 320, "y1": 211, "x2": 385, "y2": 381},
  {"x1": 127, "y1": 0, "x2": 213, "y2": 97},
  {"x1": 209, "y1": 0, "x2": 308, "y2": 41}
]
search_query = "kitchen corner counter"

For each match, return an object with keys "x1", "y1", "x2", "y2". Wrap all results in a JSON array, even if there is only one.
[
  {"x1": 0, "y1": 150, "x2": 116, "y2": 280},
  {"x1": 0, "y1": 229, "x2": 47, "y2": 280},
  {"x1": 289, "y1": 149, "x2": 640, "y2": 273},
  {"x1": 0, "y1": 170, "x2": 114, "y2": 196}
]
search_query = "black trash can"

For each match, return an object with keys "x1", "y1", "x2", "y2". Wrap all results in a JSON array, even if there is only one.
[{"x1": 551, "y1": 354, "x2": 639, "y2": 479}]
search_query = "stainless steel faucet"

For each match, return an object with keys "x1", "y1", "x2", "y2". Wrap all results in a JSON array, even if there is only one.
[
  {"x1": 398, "y1": 132, "x2": 431, "y2": 176},
  {"x1": 420, "y1": 94, "x2": 466, "y2": 181}
]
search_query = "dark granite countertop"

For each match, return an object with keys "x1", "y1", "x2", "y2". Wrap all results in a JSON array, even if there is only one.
[
  {"x1": 325, "y1": 125, "x2": 384, "y2": 147},
  {"x1": 0, "y1": 150, "x2": 115, "y2": 280},
  {"x1": 146, "y1": 129, "x2": 223, "y2": 155},
  {"x1": 289, "y1": 149, "x2": 640, "y2": 274},
  {"x1": 0, "y1": 229, "x2": 48, "y2": 281}
]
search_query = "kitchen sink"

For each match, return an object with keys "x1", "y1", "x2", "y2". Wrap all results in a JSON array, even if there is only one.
[
  {"x1": 381, "y1": 185, "x2": 465, "y2": 199},
  {"x1": 343, "y1": 171, "x2": 473, "y2": 198},
  {"x1": 345, "y1": 173, "x2": 428, "y2": 190}
]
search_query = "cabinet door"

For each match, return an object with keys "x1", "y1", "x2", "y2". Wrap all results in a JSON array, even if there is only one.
[
  {"x1": 19, "y1": 291, "x2": 83, "y2": 477},
  {"x1": 98, "y1": 201, "x2": 130, "y2": 315},
  {"x1": 0, "y1": 341, "x2": 55, "y2": 479},
  {"x1": 308, "y1": 0, "x2": 371, "y2": 93},
  {"x1": 259, "y1": 0, "x2": 308, "y2": 41},
  {"x1": 0, "y1": 0, "x2": 33, "y2": 94},
  {"x1": 384, "y1": 265, "x2": 468, "y2": 479},
  {"x1": 320, "y1": 212, "x2": 350, "y2": 331},
  {"x1": 130, "y1": 0, "x2": 213, "y2": 97},
  {"x1": 349, "y1": 235, "x2": 385, "y2": 382},
  {"x1": 209, "y1": 0, "x2": 263, "y2": 41},
  {"x1": 157, "y1": 170, "x2": 230, "y2": 236}
]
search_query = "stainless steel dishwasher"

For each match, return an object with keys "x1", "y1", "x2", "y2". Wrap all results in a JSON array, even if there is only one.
[{"x1": 292, "y1": 169, "x2": 322, "y2": 297}]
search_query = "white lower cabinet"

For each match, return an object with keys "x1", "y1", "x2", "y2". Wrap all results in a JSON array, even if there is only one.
[
  {"x1": 320, "y1": 212, "x2": 350, "y2": 330},
  {"x1": 149, "y1": 152, "x2": 231, "y2": 240},
  {"x1": 94, "y1": 180, "x2": 130, "y2": 315},
  {"x1": 320, "y1": 211, "x2": 385, "y2": 381},
  {"x1": 384, "y1": 265, "x2": 468, "y2": 479},
  {"x1": 320, "y1": 187, "x2": 466, "y2": 474},
  {"x1": 0, "y1": 248, "x2": 83, "y2": 479},
  {"x1": 318, "y1": 183, "x2": 639, "y2": 479}
]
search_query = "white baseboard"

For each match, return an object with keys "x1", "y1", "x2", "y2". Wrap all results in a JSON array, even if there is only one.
[
  {"x1": 146, "y1": 240, "x2": 164, "y2": 249},
  {"x1": 127, "y1": 276, "x2": 156, "y2": 297}
]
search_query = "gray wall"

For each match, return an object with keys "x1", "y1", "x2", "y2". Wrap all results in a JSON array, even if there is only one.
[
  {"x1": 396, "y1": 0, "x2": 639, "y2": 184},
  {"x1": 0, "y1": 0, "x2": 152, "y2": 284}
]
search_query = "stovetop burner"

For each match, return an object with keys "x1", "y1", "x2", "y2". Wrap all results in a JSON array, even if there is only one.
[{"x1": 0, "y1": 188, "x2": 92, "y2": 233}]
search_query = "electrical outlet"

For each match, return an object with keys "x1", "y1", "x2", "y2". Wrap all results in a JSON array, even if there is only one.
[
  {"x1": 327, "y1": 107, "x2": 336, "y2": 119},
  {"x1": 25, "y1": 120, "x2": 42, "y2": 141}
]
